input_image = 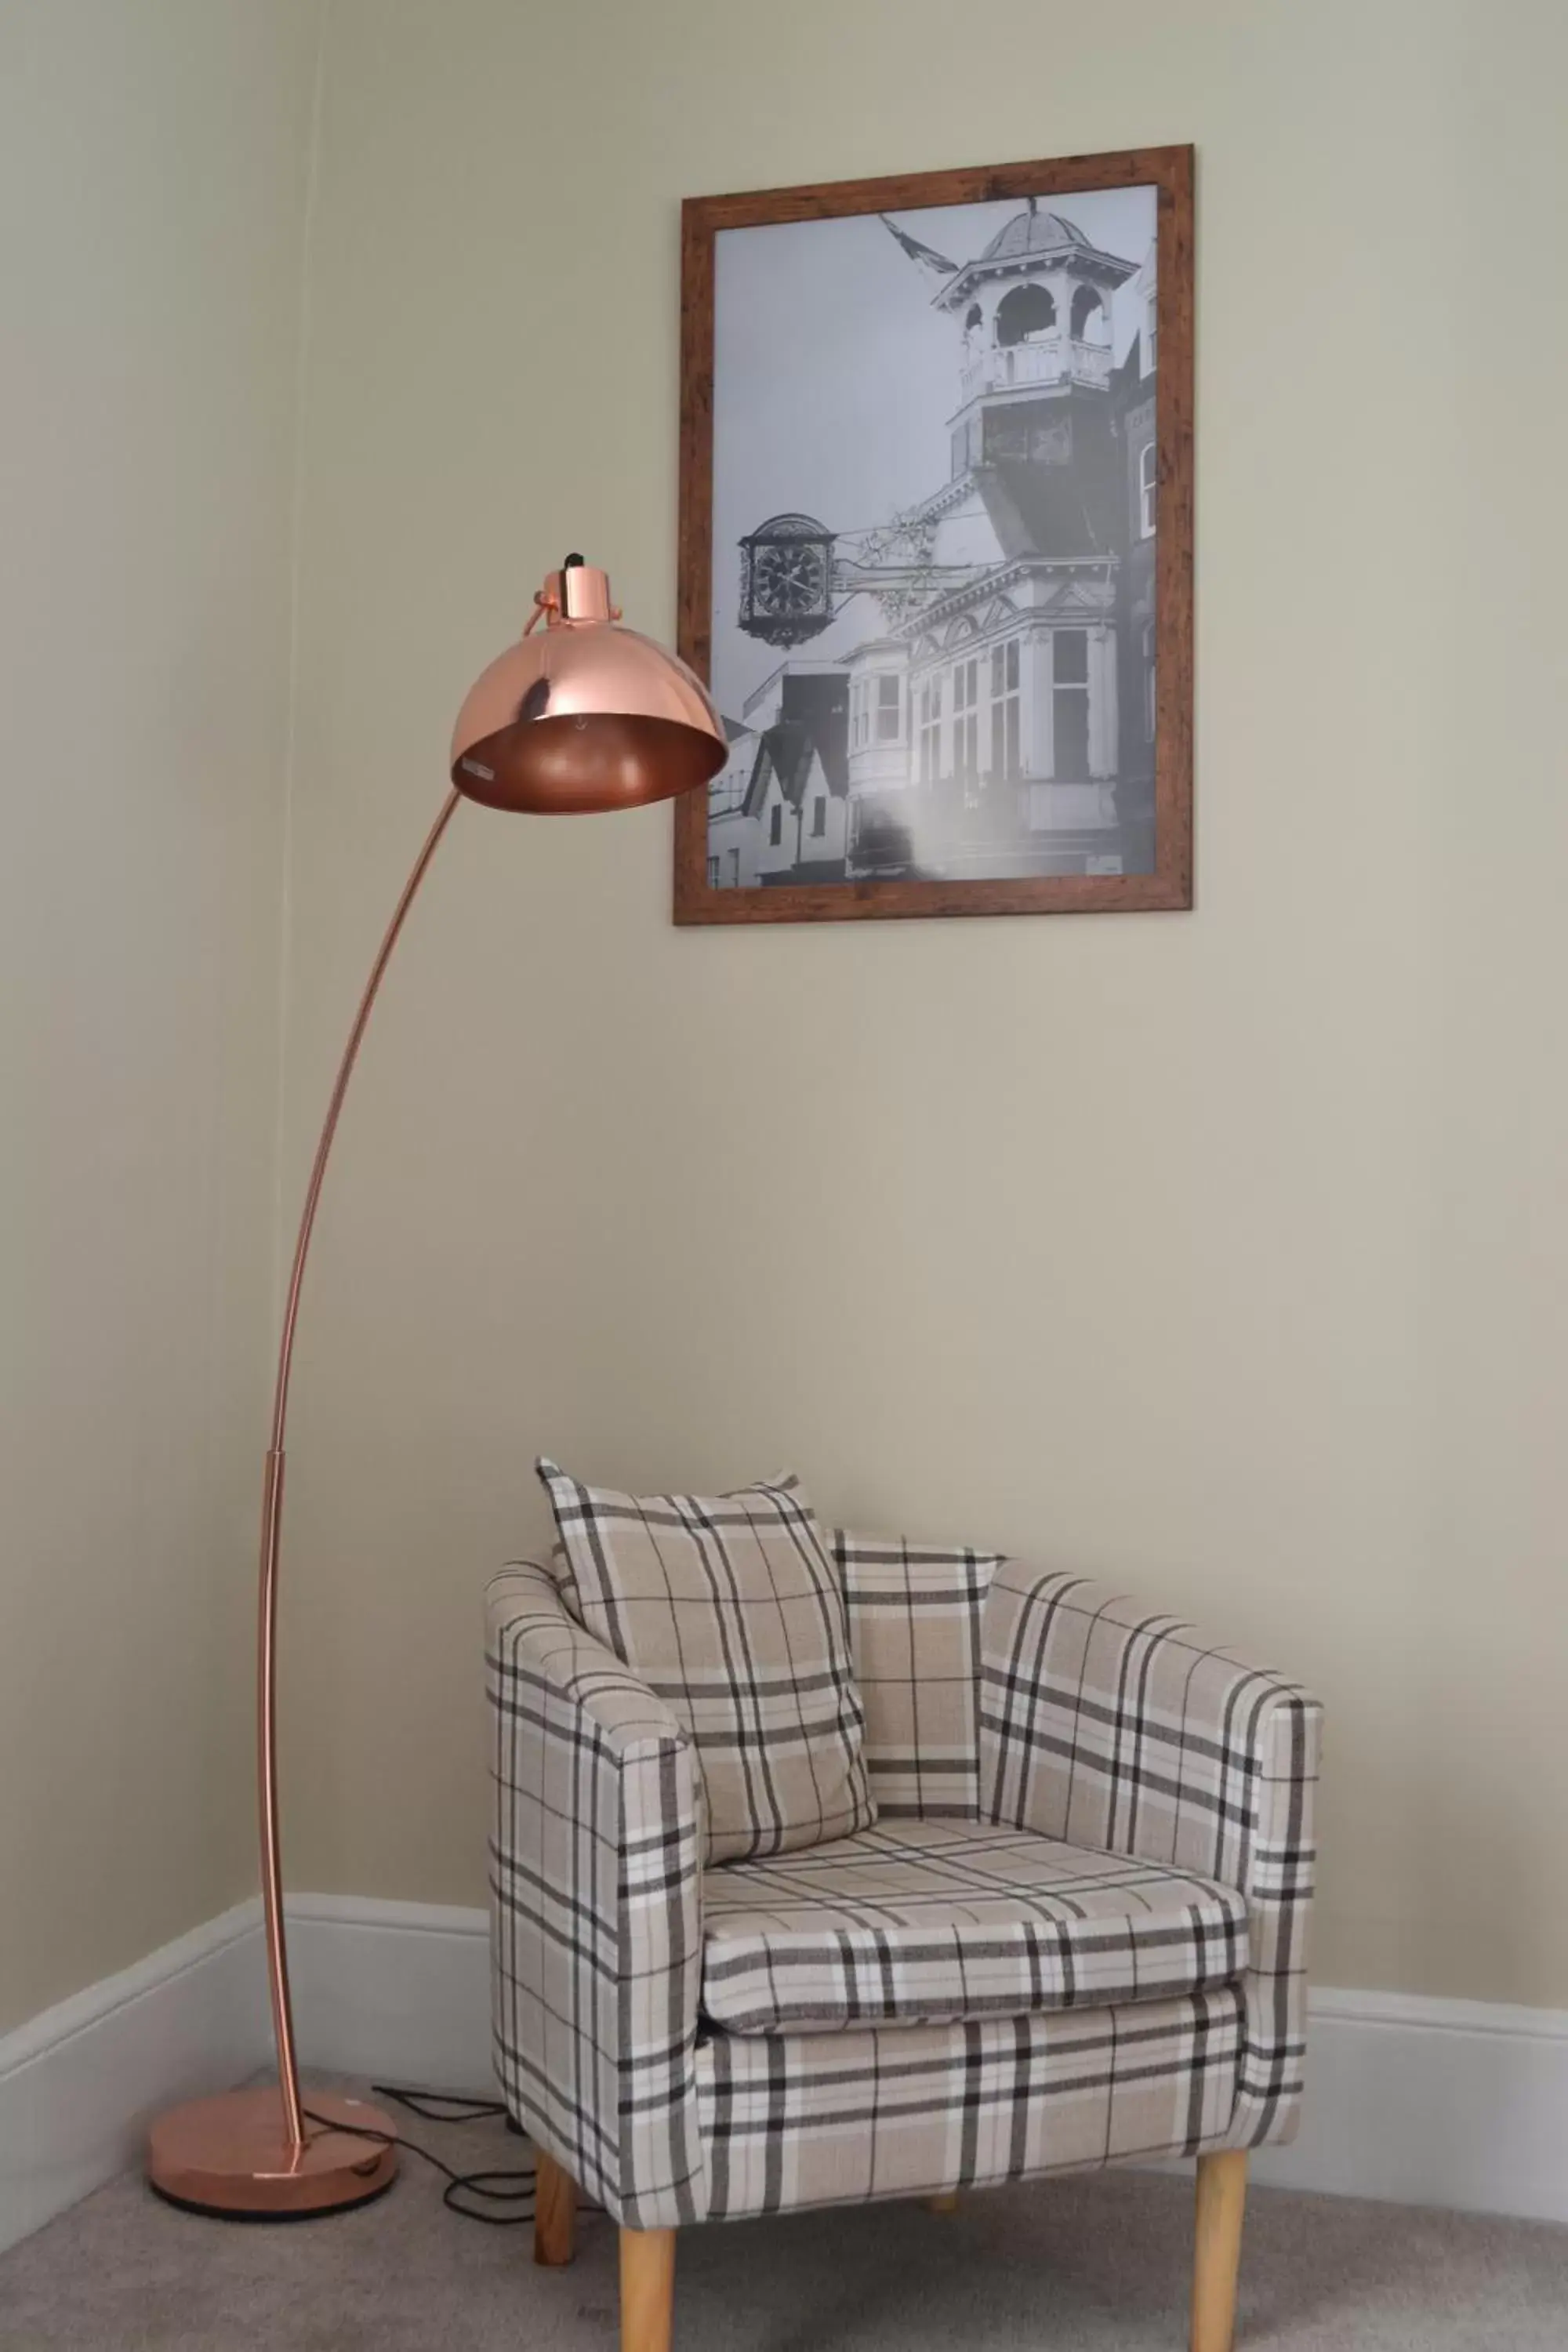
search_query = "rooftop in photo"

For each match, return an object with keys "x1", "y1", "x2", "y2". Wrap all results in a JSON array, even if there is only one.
[{"x1": 979, "y1": 208, "x2": 1091, "y2": 260}]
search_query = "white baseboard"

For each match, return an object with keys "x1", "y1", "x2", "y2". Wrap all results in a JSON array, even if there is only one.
[
  {"x1": 284, "y1": 1895, "x2": 495, "y2": 2096},
  {"x1": 5, "y1": 1894, "x2": 1566, "y2": 2259},
  {"x1": 0, "y1": 1901, "x2": 267, "y2": 2256},
  {"x1": 1254, "y1": 1984, "x2": 1568, "y2": 2225}
]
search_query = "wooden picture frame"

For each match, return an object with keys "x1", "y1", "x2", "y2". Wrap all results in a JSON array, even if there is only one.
[{"x1": 674, "y1": 145, "x2": 1193, "y2": 925}]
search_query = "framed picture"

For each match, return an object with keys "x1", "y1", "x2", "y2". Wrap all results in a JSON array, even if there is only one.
[{"x1": 674, "y1": 146, "x2": 1193, "y2": 925}]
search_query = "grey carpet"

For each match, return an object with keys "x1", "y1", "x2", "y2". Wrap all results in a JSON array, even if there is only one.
[{"x1": 2, "y1": 2085, "x2": 1565, "y2": 2350}]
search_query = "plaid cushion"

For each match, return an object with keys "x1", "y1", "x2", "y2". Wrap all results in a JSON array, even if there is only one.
[
  {"x1": 537, "y1": 1461, "x2": 875, "y2": 1864},
  {"x1": 834, "y1": 1530, "x2": 1001, "y2": 1819},
  {"x1": 697, "y1": 1987, "x2": 1243, "y2": 2220},
  {"x1": 487, "y1": 1563, "x2": 707, "y2": 2229},
  {"x1": 700, "y1": 1818, "x2": 1247, "y2": 2034},
  {"x1": 978, "y1": 1563, "x2": 1323, "y2": 2149}
]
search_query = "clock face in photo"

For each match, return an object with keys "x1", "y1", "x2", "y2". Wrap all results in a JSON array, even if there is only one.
[
  {"x1": 739, "y1": 514, "x2": 836, "y2": 647},
  {"x1": 752, "y1": 536, "x2": 827, "y2": 618}
]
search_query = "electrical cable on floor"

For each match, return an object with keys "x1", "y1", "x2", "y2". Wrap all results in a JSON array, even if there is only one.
[{"x1": 301, "y1": 2085, "x2": 564, "y2": 2227}]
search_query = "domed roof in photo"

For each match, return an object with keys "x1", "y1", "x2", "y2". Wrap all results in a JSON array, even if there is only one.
[{"x1": 980, "y1": 207, "x2": 1091, "y2": 260}]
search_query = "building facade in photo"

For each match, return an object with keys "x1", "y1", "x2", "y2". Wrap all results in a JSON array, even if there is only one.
[{"x1": 710, "y1": 200, "x2": 1159, "y2": 886}]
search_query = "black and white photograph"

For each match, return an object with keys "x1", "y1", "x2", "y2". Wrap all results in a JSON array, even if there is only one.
[{"x1": 675, "y1": 151, "x2": 1193, "y2": 924}]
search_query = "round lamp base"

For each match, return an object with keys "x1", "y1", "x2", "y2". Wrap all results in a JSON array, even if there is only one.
[{"x1": 147, "y1": 2088, "x2": 399, "y2": 2220}]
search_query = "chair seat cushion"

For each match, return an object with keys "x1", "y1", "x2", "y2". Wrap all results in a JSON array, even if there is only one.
[{"x1": 699, "y1": 1819, "x2": 1248, "y2": 2034}]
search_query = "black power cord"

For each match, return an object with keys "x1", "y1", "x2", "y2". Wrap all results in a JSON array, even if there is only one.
[{"x1": 302, "y1": 2085, "x2": 568, "y2": 2227}]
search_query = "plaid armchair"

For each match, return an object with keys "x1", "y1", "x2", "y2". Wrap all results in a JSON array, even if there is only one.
[{"x1": 488, "y1": 1534, "x2": 1321, "y2": 2352}]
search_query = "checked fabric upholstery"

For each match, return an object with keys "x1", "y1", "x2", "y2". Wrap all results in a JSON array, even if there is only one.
[
  {"x1": 833, "y1": 1530, "x2": 1000, "y2": 1821},
  {"x1": 699, "y1": 1817, "x2": 1249, "y2": 2033},
  {"x1": 978, "y1": 1558, "x2": 1322, "y2": 2147},
  {"x1": 488, "y1": 1530, "x2": 1321, "y2": 2227},
  {"x1": 535, "y1": 1462, "x2": 875, "y2": 1863}
]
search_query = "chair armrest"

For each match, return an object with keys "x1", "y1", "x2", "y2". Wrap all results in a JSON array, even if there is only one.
[
  {"x1": 980, "y1": 1560, "x2": 1323, "y2": 2147},
  {"x1": 486, "y1": 1563, "x2": 706, "y2": 2227}
]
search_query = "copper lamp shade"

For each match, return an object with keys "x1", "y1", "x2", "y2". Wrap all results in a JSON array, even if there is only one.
[
  {"x1": 145, "y1": 557, "x2": 720, "y2": 2225},
  {"x1": 451, "y1": 558, "x2": 725, "y2": 814}
]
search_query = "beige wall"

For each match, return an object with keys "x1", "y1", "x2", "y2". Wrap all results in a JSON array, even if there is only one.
[
  {"x1": 278, "y1": 0, "x2": 1565, "y2": 2012},
  {"x1": 0, "y1": 2, "x2": 321, "y2": 2033}
]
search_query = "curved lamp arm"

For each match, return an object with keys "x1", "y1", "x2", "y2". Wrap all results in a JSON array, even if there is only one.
[
  {"x1": 147, "y1": 559, "x2": 724, "y2": 2217},
  {"x1": 259, "y1": 786, "x2": 461, "y2": 2146}
]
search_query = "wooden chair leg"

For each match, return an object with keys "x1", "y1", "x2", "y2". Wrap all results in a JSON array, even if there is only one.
[
  {"x1": 534, "y1": 2150, "x2": 577, "y2": 2267},
  {"x1": 1191, "y1": 2151, "x2": 1247, "y2": 2352},
  {"x1": 620, "y1": 2225, "x2": 677, "y2": 2352}
]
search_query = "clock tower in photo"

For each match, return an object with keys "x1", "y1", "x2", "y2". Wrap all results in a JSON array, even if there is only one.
[
  {"x1": 937, "y1": 198, "x2": 1136, "y2": 486},
  {"x1": 720, "y1": 191, "x2": 1160, "y2": 886}
]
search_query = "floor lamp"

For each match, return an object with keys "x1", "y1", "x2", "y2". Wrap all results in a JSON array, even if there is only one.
[{"x1": 146, "y1": 557, "x2": 725, "y2": 2218}]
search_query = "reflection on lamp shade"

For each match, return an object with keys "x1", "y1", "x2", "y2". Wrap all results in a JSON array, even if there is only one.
[{"x1": 450, "y1": 561, "x2": 726, "y2": 815}]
